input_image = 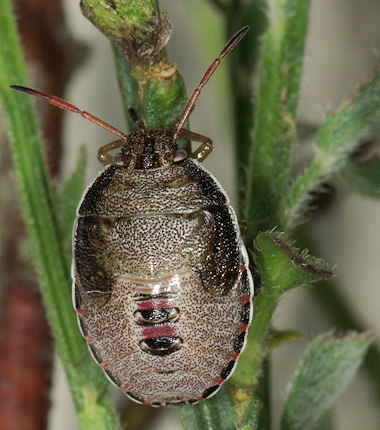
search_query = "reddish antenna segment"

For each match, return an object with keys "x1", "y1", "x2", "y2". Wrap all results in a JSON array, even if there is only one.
[
  {"x1": 9, "y1": 85, "x2": 128, "y2": 139},
  {"x1": 173, "y1": 25, "x2": 249, "y2": 139}
]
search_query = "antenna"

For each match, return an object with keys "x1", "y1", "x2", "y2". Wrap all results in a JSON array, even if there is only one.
[
  {"x1": 173, "y1": 25, "x2": 249, "y2": 139},
  {"x1": 9, "y1": 85, "x2": 128, "y2": 139}
]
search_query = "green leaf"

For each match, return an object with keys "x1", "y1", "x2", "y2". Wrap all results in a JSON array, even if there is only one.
[
  {"x1": 281, "y1": 332, "x2": 374, "y2": 430},
  {"x1": 266, "y1": 329, "x2": 302, "y2": 350},
  {"x1": 280, "y1": 67, "x2": 380, "y2": 229},
  {"x1": 255, "y1": 231, "x2": 333, "y2": 294},
  {"x1": 295, "y1": 228, "x2": 380, "y2": 406},
  {"x1": 340, "y1": 155, "x2": 380, "y2": 198}
]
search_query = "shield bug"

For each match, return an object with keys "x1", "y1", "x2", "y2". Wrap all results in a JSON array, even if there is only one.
[{"x1": 11, "y1": 25, "x2": 253, "y2": 406}]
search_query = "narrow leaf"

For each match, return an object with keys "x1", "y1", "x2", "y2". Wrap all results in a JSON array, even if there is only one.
[
  {"x1": 255, "y1": 232, "x2": 333, "y2": 294},
  {"x1": 266, "y1": 329, "x2": 302, "y2": 350},
  {"x1": 280, "y1": 66, "x2": 380, "y2": 229},
  {"x1": 340, "y1": 155, "x2": 380, "y2": 198},
  {"x1": 281, "y1": 332, "x2": 373, "y2": 430}
]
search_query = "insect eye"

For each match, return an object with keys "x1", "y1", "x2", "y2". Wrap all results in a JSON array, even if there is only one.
[{"x1": 173, "y1": 148, "x2": 188, "y2": 163}]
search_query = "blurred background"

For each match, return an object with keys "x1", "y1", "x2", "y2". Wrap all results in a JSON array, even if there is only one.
[{"x1": 1, "y1": 0, "x2": 380, "y2": 429}]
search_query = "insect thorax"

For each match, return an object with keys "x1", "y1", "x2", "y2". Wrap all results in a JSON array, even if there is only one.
[{"x1": 121, "y1": 128, "x2": 182, "y2": 170}]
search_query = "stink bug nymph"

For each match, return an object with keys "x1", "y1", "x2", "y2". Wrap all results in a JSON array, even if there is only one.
[{"x1": 11, "y1": 25, "x2": 253, "y2": 406}]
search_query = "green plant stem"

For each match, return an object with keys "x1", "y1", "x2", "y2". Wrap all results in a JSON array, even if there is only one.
[
  {"x1": 112, "y1": 40, "x2": 191, "y2": 150},
  {"x1": 180, "y1": 386, "x2": 237, "y2": 430},
  {"x1": 225, "y1": 0, "x2": 268, "y2": 211},
  {"x1": 111, "y1": 44, "x2": 141, "y2": 131},
  {"x1": 232, "y1": 280, "x2": 280, "y2": 390},
  {"x1": 80, "y1": 0, "x2": 161, "y2": 51},
  {"x1": 83, "y1": 0, "x2": 189, "y2": 134},
  {"x1": 244, "y1": 0, "x2": 310, "y2": 239},
  {"x1": 200, "y1": 0, "x2": 268, "y2": 210},
  {"x1": 0, "y1": 1, "x2": 120, "y2": 428},
  {"x1": 230, "y1": 232, "x2": 331, "y2": 429}
]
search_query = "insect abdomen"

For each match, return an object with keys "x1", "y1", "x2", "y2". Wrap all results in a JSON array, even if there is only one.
[
  {"x1": 74, "y1": 265, "x2": 251, "y2": 405},
  {"x1": 73, "y1": 159, "x2": 253, "y2": 406}
]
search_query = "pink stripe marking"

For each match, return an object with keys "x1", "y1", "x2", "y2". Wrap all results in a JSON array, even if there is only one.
[
  {"x1": 237, "y1": 323, "x2": 249, "y2": 332},
  {"x1": 142, "y1": 324, "x2": 177, "y2": 339},
  {"x1": 137, "y1": 298, "x2": 176, "y2": 310},
  {"x1": 240, "y1": 295, "x2": 251, "y2": 303}
]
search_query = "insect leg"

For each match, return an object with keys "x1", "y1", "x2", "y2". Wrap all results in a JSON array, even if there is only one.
[
  {"x1": 178, "y1": 129, "x2": 213, "y2": 162},
  {"x1": 98, "y1": 139, "x2": 125, "y2": 164}
]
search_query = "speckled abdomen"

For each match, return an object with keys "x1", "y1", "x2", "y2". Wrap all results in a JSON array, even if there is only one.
[{"x1": 73, "y1": 159, "x2": 253, "y2": 406}]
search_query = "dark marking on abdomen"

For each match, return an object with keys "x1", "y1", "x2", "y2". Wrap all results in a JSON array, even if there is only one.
[
  {"x1": 139, "y1": 336, "x2": 183, "y2": 356},
  {"x1": 106, "y1": 0, "x2": 117, "y2": 9},
  {"x1": 202, "y1": 385, "x2": 220, "y2": 399},
  {"x1": 240, "y1": 268, "x2": 252, "y2": 296},
  {"x1": 125, "y1": 391, "x2": 145, "y2": 404},
  {"x1": 136, "y1": 294, "x2": 181, "y2": 355},
  {"x1": 234, "y1": 332, "x2": 246, "y2": 353},
  {"x1": 88, "y1": 343, "x2": 102, "y2": 363},
  {"x1": 220, "y1": 360, "x2": 236, "y2": 380},
  {"x1": 77, "y1": 316, "x2": 88, "y2": 337},
  {"x1": 241, "y1": 302, "x2": 251, "y2": 324},
  {"x1": 134, "y1": 307, "x2": 179, "y2": 325},
  {"x1": 104, "y1": 369, "x2": 121, "y2": 387}
]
